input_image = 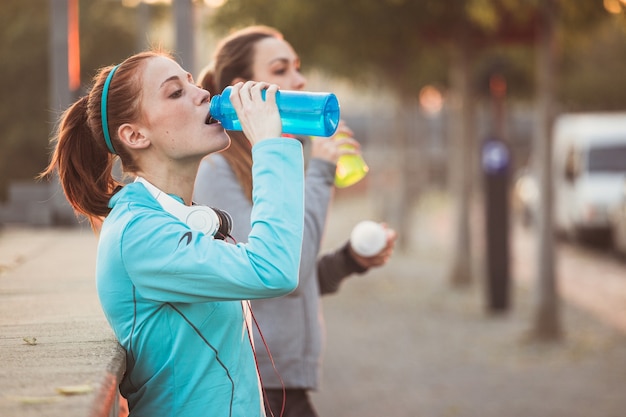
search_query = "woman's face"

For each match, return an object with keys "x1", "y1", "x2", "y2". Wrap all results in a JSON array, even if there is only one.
[
  {"x1": 251, "y1": 37, "x2": 306, "y2": 91},
  {"x1": 139, "y1": 56, "x2": 230, "y2": 160}
]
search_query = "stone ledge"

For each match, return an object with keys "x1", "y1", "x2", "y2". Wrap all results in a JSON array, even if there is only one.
[{"x1": 0, "y1": 227, "x2": 126, "y2": 417}]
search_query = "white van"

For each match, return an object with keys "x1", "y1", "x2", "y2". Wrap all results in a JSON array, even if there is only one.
[{"x1": 552, "y1": 112, "x2": 626, "y2": 241}]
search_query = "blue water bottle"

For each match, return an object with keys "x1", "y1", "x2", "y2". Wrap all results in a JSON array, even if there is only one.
[{"x1": 209, "y1": 86, "x2": 340, "y2": 137}]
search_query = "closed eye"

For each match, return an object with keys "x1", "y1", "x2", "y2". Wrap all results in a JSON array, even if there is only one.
[{"x1": 169, "y1": 89, "x2": 183, "y2": 99}]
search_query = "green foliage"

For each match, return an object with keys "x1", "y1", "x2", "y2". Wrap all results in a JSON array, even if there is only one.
[
  {"x1": 78, "y1": 1, "x2": 140, "y2": 81},
  {"x1": 208, "y1": 0, "x2": 624, "y2": 110},
  {"x1": 2, "y1": 0, "x2": 621, "y2": 202},
  {"x1": 558, "y1": 16, "x2": 626, "y2": 111},
  {"x1": 473, "y1": 45, "x2": 535, "y2": 100},
  {"x1": 209, "y1": 0, "x2": 541, "y2": 97},
  {"x1": 209, "y1": 0, "x2": 456, "y2": 94},
  {"x1": 0, "y1": 0, "x2": 137, "y2": 200},
  {"x1": 0, "y1": 0, "x2": 51, "y2": 201}
]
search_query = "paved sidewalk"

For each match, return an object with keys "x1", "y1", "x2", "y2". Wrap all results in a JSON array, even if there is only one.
[
  {"x1": 313, "y1": 193, "x2": 626, "y2": 417},
  {"x1": 0, "y1": 226, "x2": 123, "y2": 417}
]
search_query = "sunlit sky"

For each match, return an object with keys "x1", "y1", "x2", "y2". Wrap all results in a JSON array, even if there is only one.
[
  {"x1": 604, "y1": 0, "x2": 626, "y2": 14},
  {"x1": 121, "y1": 0, "x2": 227, "y2": 8}
]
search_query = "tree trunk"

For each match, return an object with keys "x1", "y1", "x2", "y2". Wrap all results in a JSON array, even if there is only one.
[
  {"x1": 530, "y1": 0, "x2": 562, "y2": 340},
  {"x1": 49, "y1": 0, "x2": 79, "y2": 225},
  {"x1": 448, "y1": 42, "x2": 474, "y2": 287},
  {"x1": 386, "y1": 98, "x2": 412, "y2": 252},
  {"x1": 173, "y1": 0, "x2": 196, "y2": 75}
]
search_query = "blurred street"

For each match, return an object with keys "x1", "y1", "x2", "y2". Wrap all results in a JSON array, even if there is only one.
[
  {"x1": 1, "y1": 191, "x2": 626, "y2": 417},
  {"x1": 311, "y1": 191, "x2": 626, "y2": 417}
]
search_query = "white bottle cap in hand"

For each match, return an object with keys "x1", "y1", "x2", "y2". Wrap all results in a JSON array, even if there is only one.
[{"x1": 350, "y1": 221, "x2": 387, "y2": 257}]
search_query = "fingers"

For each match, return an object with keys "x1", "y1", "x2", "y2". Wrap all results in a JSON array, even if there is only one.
[
  {"x1": 385, "y1": 227, "x2": 398, "y2": 247},
  {"x1": 330, "y1": 121, "x2": 361, "y2": 154},
  {"x1": 310, "y1": 137, "x2": 342, "y2": 162},
  {"x1": 230, "y1": 81, "x2": 277, "y2": 108},
  {"x1": 367, "y1": 228, "x2": 397, "y2": 264},
  {"x1": 229, "y1": 82, "x2": 244, "y2": 110},
  {"x1": 258, "y1": 82, "x2": 278, "y2": 104},
  {"x1": 334, "y1": 120, "x2": 354, "y2": 139},
  {"x1": 229, "y1": 81, "x2": 282, "y2": 145},
  {"x1": 246, "y1": 81, "x2": 269, "y2": 101},
  {"x1": 311, "y1": 133, "x2": 362, "y2": 162},
  {"x1": 348, "y1": 226, "x2": 397, "y2": 269},
  {"x1": 335, "y1": 136, "x2": 361, "y2": 152}
]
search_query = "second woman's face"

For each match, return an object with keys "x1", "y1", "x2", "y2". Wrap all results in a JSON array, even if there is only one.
[
  {"x1": 251, "y1": 37, "x2": 306, "y2": 91},
  {"x1": 139, "y1": 56, "x2": 230, "y2": 161}
]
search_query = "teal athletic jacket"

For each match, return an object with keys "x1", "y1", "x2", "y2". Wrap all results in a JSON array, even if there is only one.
[{"x1": 96, "y1": 139, "x2": 304, "y2": 417}]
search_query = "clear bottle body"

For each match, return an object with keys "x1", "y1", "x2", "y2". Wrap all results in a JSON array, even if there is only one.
[{"x1": 209, "y1": 86, "x2": 340, "y2": 137}]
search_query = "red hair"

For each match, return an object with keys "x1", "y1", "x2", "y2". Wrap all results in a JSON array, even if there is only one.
[{"x1": 39, "y1": 50, "x2": 172, "y2": 229}]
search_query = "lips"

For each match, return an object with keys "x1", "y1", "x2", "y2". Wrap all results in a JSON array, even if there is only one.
[{"x1": 205, "y1": 112, "x2": 218, "y2": 125}]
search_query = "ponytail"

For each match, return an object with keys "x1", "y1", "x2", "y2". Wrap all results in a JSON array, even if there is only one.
[
  {"x1": 39, "y1": 50, "x2": 171, "y2": 230},
  {"x1": 40, "y1": 95, "x2": 121, "y2": 228}
]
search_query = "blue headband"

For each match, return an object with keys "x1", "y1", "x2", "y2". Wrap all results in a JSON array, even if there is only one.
[{"x1": 101, "y1": 64, "x2": 120, "y2": 154}]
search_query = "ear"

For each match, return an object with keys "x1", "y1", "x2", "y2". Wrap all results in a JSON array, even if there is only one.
[
  {"x1": 118, "y1": 123, "x2": 150, "y2": 150},
  {"x1": 232, "y1": 77, "x2": 247, "y2": 86}
]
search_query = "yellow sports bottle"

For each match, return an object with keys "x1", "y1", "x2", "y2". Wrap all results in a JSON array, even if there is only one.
[{"x1": 334, "y1": 132, "x2": 369, "y2": 188}]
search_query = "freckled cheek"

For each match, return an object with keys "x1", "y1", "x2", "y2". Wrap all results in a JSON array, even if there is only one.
[
  {"x1": 169, "y1": 133, "x2": 179, "y2": 150},
  {"x1": 161, "y1": 130, "x2": 176, "y2": 151}
]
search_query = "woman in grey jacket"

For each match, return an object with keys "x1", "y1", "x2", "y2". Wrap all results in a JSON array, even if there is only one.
[{"x1": 194, "y1": 26, "x2": 396, "y2": 417}]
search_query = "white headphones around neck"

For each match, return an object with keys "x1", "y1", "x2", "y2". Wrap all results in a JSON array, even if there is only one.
[{"x1": 135, "y1": 177, "x2": 232, "y2": 239}]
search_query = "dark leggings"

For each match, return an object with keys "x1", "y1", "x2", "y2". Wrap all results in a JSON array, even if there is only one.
[{"x1": 264, "y1": 388, "x2": 319, "y2": 417}]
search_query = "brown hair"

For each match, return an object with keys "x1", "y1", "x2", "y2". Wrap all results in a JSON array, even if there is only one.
[
  {"x1": 199, "y1": 26, "x2": 283, "y2": 202},
  {"x1": 39, "y1": 50, "x2": 171, "y2": 229}
]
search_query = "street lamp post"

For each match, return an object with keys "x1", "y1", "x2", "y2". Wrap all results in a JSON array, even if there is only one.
[
  {"x1": 173, "y1": 0, "x2": 195, "y2": 75},
  {"x1": 49, "y1": 0, "x2": 71, "y2": 114},
  {"x1": 48, "y1": 0, "x2": 79, "y2": 225}
]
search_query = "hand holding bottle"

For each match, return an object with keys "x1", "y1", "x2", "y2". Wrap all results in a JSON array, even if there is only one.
[
  {"x1": 310, "y1": 124, "x2": 359, "y2": 164},
  {"x1": 323, "y1": 122, "x2": 369, "y2": 188},
  {"x1": 210, "y1": 85, "x2": 339, "y2": 137},
  {"x1": 225, "y1": 81, "x2": 282, "y2": 146}
]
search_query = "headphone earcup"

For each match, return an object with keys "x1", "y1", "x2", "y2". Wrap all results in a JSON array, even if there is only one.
[
  {"x1": 134, "y1": 177, "x2": 232, "y2": 239},
  {"x1": 212, "y1": 208, "x2": 233, "y2": 240},
  {"x1": 185, "y1": 206, "x2": 220, "y2": 237}
]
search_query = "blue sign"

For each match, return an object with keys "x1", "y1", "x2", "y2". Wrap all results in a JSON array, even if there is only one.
[{"x1": 482, "y1": 139, "x2": 510, "y2": 174}]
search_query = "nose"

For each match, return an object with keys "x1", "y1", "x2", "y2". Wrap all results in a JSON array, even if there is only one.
[
  {"x1": 292, "y1": 71, "x2": 306, "y2": 91},
  {"x1": 195, "y1": 85, "x2": 210, "y2": 105}
]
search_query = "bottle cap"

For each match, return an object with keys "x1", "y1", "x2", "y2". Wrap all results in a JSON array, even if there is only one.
[{"x1": 350, "y1": 221, "x2": 387, "y2": 257}]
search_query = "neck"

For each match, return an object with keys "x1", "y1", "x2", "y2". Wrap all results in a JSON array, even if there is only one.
[
  {"x1": 135, "y1": 169, "x2": 197, "y2": 206},
  {"x1": 133, "y1": 151, "x2": 202, "y2": 205}
]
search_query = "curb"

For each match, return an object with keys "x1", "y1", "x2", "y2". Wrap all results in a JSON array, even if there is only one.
[{"x1": 90, "y1": 344, "x2": 127, "y2": 417}]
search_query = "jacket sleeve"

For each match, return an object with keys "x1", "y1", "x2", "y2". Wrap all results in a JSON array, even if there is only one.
[
  {"x1": 290, "y1": 157, "x2": 336, "y2": 296},
  {"x1": 121, "y1": 139, "x2": 305, "y2": 303},
  {"x1": 317, "y1": 241, "x2": 368, "y2": 295}
]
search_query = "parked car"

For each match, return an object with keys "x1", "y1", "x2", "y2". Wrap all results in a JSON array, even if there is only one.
[
  {"x1": 552, "y1": 112, "x2": 626, "y2": 243},
  {"x1": 610, "y1": 178, "x2": 626, "y2": 257}
]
